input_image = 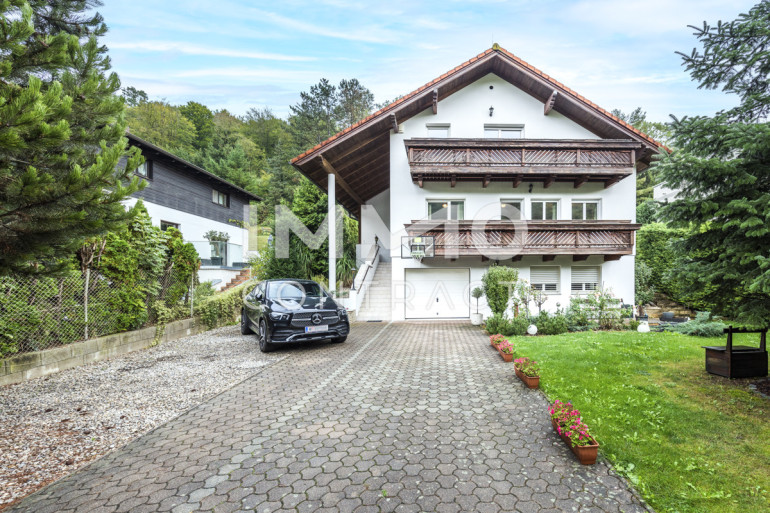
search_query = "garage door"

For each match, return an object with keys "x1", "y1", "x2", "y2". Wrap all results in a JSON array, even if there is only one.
[{"x1": 404, "y1": 268, "x2": 470, "y2": 319}]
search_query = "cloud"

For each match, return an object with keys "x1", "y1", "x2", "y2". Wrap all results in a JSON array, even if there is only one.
[{"x1": 108, "y1": 41, "x2": 315, "y2": 61}]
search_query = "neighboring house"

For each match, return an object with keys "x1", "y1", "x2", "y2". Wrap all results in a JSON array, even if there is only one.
[
  {"x1": 292, "y1": 45, "x2": 666, "y2": 321},
  {"x1": 124, "y1": 133, "x2": 261, "y2": 289}
]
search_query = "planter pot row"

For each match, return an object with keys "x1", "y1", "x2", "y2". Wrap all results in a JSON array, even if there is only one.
[
  {"x1": 514, "y1": 366, "x2": 540, "y2": 389},
  {"x1": 550, "y1": 418, "x2": 599, "y2": 465}
]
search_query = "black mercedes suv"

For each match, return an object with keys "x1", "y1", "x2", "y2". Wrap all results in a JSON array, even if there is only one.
[{"x1": 241, "y1": 279, "x2": 350, "y2": 352}]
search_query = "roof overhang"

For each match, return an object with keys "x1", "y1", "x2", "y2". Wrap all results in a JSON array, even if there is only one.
[{"x1": 291, "y1": 45, "x2": 668, "y2": 214}]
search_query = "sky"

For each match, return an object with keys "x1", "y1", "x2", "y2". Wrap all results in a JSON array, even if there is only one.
[{"x1": 100, "y1": 0, "x2": 759, "y2": 122}]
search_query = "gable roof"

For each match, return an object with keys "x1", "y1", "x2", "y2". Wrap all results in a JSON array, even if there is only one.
[
  {"x1": 292, "y1": 44, "x2": 667, "y2": 214},
  {"x1": 126, "y1": 133, "x2": 262, "y2": 202}
]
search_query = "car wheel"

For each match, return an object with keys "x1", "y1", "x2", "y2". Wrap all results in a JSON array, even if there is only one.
[
  {"x1": 240, "y1": 310, "x2": 253, "y2": 335},
  {"x1": 331, "y1": 336, "x2": 347, "y2": 343},
  {"x1": 258, "y1": 319, "x2": 274, "y2": 353}
]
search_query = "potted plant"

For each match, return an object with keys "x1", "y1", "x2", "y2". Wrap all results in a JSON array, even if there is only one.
[
  {"x1": 513, "y1": 357, "x2": 540, "y2": 388},
  {"x1": 489, "y1": 334, "x2": 505, "y2": 348},
  {"x1": 548, "y1": 400, "x2": 599, "y2": 465},
  {"x1": 471, "y1": 287, "x2": 484, "y2": 326},
  {"x1": 497, "y1": 339, "x2": 515, "y2": 362}
]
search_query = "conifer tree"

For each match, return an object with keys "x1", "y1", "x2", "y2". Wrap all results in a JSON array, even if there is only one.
[
  {"x1": 656, "y1": 1, "x2": 770, "y2": 324},
  {"x1": 0, "y1": 0, "x2": 143, "y2": 274}
]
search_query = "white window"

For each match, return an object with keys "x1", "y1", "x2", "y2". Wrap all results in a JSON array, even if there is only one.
[
  {"x1": 531, "y1": 200, "x2": 559, "y2": 220},
  {"x1": 427, "y1": 200, "x2": 464, "y2": 220},
  {"x1": 135, "y1": 161, "x2": 151, "y2": 179},
  {"x1": 531, "y1": 266, "x2": 560, "y2": 293},
  {"x1": 212, "y1": 189, "x2": 229, "y2": 207},
  {"x1": 160, "y1": 220, "x2": 179, "y2": 231},
  {"x1": 501, "y1": 200, "x2": 523, "y2": 221},
  {"x1": 572, "y1": 201, "x2": 599, "y2": 220},
  {"x1": 484, "y1": 125, "x2": 524, "y2": 139},
  {"x1": 572, "y1": 266, "x2": 600, "y2": 293},
  {"x1": 426, "y1": 124, "x2": 450, "y2": 138}
]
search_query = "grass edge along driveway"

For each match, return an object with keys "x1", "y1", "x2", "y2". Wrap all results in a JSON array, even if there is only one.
[{"x1": 505, "y1": 330, "x2": 769, "y2": 513}]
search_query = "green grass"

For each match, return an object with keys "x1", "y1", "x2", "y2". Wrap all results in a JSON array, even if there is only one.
[{"x1": 507, "y1": 331, "x2": 769, "y2": 513}]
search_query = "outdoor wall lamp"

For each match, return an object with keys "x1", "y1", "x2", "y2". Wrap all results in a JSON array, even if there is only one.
[{"x1": 489, "y1": 105, "x2": 494, "y2": 117}]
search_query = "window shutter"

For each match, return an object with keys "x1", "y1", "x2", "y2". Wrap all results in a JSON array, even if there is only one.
[
  {"x1": 571, "y1": 266, "x2": 600, "y2": 292},
  {"x1": 530, "y1": 267, "x2": 559, "y2": 292}
]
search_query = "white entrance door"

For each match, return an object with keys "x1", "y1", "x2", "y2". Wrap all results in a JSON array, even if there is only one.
[{"x1": 404, "y1": 268, "x2": 470, "y2": 319}]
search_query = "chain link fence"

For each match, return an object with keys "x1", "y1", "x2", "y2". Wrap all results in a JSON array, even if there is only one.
[{"x1": 0, "y1": 268, "x2": 197, "y2": 358}]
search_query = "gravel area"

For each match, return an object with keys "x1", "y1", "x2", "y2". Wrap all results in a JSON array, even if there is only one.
[{"x1": 0, "y1": 326, "x2": 283, "y2": 510}]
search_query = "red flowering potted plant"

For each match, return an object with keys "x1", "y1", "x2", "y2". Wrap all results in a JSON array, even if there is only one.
[
  {"x1": 513, "y1": 357, "x2": 540, "y2": 388},
  {"x1": 496, "y1": 339, "x2": 515, "y2": 362},
  {"x1": 489, "y1": 334, "x2": 505, "y2": 348},
  {"x1": 548, "y1": 400, "x2": 599, "y2": 465}
]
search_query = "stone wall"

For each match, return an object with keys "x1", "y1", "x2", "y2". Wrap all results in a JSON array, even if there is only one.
[{"x1": 0, "y1": 318, "x2": 209, "y2": 387}]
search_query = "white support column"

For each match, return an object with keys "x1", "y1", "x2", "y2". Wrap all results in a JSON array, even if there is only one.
[{"x1": 328, "y1": 173, "x2": 336, "y2": 293}]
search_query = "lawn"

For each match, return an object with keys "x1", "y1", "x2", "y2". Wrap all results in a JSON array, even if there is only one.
[{"x1": 507, "y1": 331, "x2": 769, "y2": 513}]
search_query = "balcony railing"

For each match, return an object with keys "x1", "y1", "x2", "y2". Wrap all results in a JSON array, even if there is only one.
[
  {"x1": 404, "y1": 139, "x2": 642, "y2": 188},
  {"x1": 403, "y1": 220, "x2": 640, "y2": 258},
  {"x1": 190, "y1": 241, "x2": 246, "y2": 268}
]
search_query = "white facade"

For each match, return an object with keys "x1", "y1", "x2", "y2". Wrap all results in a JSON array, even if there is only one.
[{"x1": 362, "y1": 74, "x2": 637, "y2": 320}]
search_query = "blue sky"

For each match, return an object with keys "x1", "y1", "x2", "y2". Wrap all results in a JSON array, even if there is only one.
[{"x1": 100, "y1": 0, "x2": 758, "y2": 122}]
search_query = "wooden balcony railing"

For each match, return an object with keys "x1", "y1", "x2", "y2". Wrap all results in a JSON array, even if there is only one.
[
  {"x1": 404, "y1": 139, "x2": 642, "y2": 188},
  {"x1": 404, "y1": 220, "x2": 640, "y2": 258}
]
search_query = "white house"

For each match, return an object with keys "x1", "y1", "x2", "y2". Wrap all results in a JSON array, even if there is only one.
[
  {"x1": 124, "y1": 133, "x2": 261, "y2": 289},
  {"x1": 292, "y1": 45, "x2": 665, "y2": 321}
]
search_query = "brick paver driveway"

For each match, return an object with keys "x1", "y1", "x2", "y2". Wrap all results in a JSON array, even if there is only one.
[{"x1": 9, "y1": 322, "x2": 649, "y2": 513}]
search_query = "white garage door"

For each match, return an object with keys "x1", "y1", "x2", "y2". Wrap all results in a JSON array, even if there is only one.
[{"x1": 404, "y1": 268, "x2": 470, "y2": 319}]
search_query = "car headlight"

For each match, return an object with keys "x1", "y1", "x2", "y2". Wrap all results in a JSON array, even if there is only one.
[
  {"x1": 338, "y1": 308, "x2": 348, "y2": 317},
  {"x1": 269, "y1": 312, "x2": 289, "y2": 321}
]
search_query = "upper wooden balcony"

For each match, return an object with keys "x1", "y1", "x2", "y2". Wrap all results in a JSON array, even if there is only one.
[
  {"x1": 403, "y1": 220, "x2": 640, "y2": 259},
  {"x1": 404, "y1": 139, "x2": 643, "y2": 189}
]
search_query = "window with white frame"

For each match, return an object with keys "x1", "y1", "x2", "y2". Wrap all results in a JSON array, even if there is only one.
[
  {"x1": 135, "y1": 160, "x2": 152, "y2": 179},
  {"x1": 530, "y1": 266, "x2": 560, "y2": 293},
  {"x1": 484, "y1": 125, "x2": 524, "y2": 139},
  {"x1": 501, "y1": 200, "x2": 523, "y2": 220},
  {"x1": 160, "y1": 220, "x2": 179, "y2": 231},
  {"x1": 212, "y1": 189, "x2": 229, "y2": 207},
  {"x1": 571, "y1": 201, "x2": 599, "y2": 220},
  {"x1": 571, "y1": 266, "x2": 600, "y2": 293},
  {"x1": 426, "y1": 124, "x2": 450, "y2": 138},
  {"x1": 427, "y1": 200, "x2": 464, "y2": 220},
  {"x1": 531, "y1": 200, "x2": 558, "y2": 220}
]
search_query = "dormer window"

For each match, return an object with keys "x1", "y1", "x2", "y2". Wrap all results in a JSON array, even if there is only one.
[
  {"x1": 426, "y1": 124, "x2": 450, "y2": 138},
  {"x1": 484, "y1": 125, "x2": 523, "y2": 139}
]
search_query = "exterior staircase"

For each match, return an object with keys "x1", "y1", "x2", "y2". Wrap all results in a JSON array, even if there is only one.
[
  {"x1": 355, "y1": 261, "x2": 392, "y2": 322},
  {"x1": 221, "y1": 268, "x2": 251, "y2": 291}
]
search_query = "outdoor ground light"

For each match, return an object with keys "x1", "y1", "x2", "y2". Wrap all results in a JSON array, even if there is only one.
[
  {"x1": 527, "y1": 324, "x2": 538, "y2": 335},
  {"x1": 637, "y1": 321, "x2": 650, "y2": 333}
]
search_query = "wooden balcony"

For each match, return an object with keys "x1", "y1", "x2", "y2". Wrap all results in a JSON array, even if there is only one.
[
  {"x1": 404, "y1": 139, "x2": 643, "y2": 188},
  {"x1": 403, "y1": 220, "x2": 640, "y2": 258}
]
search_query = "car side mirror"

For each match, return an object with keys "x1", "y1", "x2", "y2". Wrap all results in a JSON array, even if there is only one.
[{"x1": 255, "y1": 292, "x2": 264, "y2": 301}]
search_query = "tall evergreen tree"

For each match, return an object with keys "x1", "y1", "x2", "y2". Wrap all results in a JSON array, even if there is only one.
[
  {"x1": 656, "y1": 1, "x2": 770, "y2": 324},
  {"x1": 0, "y1": 0, "x2": 143, "y2": 274},
  {"x1": 179, "y1": 101, "x2": 214, "y2": 149}
]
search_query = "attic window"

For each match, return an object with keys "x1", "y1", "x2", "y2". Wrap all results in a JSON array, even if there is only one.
[{"x1": 484, "y1": 125, "x2": 523, "y2": 139}]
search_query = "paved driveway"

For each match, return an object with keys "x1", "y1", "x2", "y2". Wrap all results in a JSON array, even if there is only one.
[{"x1": 9, "y1": 322, "x2": 649, "y2": 513}]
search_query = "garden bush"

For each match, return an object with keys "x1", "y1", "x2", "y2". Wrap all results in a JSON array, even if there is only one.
[
  {"x1": 484, "y1": 313, "x2": 507, "y2": 335},
  {"x1": 194, "y1": 281, "x2": 253, "y2": 329},
  {"x1": 534, "y1": 311, "x2": 569, "y2": 335},
  {"x1": 481, "y1": 265, "x2": 519, "y2": 316},
  {"x1": 669, "y1": 311, "x2": 726, "y2": 337},
  {"x1": 505, "y1": 315, "x2": 529, "y2": 337}
]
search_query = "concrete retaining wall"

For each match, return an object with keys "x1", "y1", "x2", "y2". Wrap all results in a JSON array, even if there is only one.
[{"x1": 0, "y1": 318, "x2": 209, "y2": 387}]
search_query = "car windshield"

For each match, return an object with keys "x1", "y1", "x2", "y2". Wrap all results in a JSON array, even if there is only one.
[{"x1": 267, "y1": 281, "x2": 323, "y2": 300}]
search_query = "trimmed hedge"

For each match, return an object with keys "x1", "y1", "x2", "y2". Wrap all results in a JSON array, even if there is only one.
[{"x1": 194, "y1": 280, "x2": 254, "y2": 329}]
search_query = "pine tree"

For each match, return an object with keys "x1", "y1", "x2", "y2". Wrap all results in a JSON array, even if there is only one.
[
  {"x1": 0, "y1": 0, "x2": 143, "y2": 274},
  {"x1": 656, "y1": 1, "x2": 770, "y2": 325}
]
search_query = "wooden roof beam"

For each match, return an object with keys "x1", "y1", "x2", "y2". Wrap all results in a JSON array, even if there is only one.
[
  {"x1": 483, "y1": 175, "x2": 491, "y2": 188},
  {"x1": 604, "y1": 176, "x2": 622, "y2": 189},
  {"x1": 573, "y1": 176, "x2": 588, "y2": 189},
  {"x1": 543, "y1": 175, "x2": 556, "y2": 189},
  {"x1": 450, "y1": 175, "x2": 456, "y2": 188},
  {"x1": 319, "y1": 155, "x2": 365, "y2": 206},
  {"x1": 604, "y1": 255, "x2": 622, "y2": 261},
  {"x1": 512, "y1": 175, "x2": 522, "y2": 188},
  {"x1": 544, "y1": 90, "x2": 558, "y2": 115},
  {"x1": 432, "y1": 89, "x2": 438, "y2": 114},
  {"x1": 542, "y1": 255, "x2": 556, "y2": 262},
  {"x1": 572, "y1": 255, "x2": 589, "y2": 262},
  {"x1": 417, "y1": 174, "x2": 424, "y2": 188},
  {"x1": 390, "y1": 113, "x2": 399, "y2": 133}
]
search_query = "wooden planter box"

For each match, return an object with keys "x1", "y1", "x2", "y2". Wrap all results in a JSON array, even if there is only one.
[
  {"x1": 497, "y1": 347, "x2": 513, "y2": 362},
  {"x1": 703, "y1": 326, "x2": 768, "y2": 378},
  {"x1": 551, "y1": 418, "x2": 599, "y2": 465},
  {"x1": 514, "y1": 367, "x2": 540, "y2": 389}
]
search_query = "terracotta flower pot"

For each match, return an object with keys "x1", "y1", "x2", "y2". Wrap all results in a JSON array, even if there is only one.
[
  {"x1": 514, "y1": 366, "x2": 540, "y2": 389},
  {"x1": 497, "y1": 347, "x2": 513, "y2": 362},
  {"x1": 550, "y1": 418, "x2": 599, "y2": 465}
]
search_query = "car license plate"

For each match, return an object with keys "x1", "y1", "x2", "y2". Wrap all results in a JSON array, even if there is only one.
[{"x1": 305, "y1": 325, "x2": 328, "y2": 333}]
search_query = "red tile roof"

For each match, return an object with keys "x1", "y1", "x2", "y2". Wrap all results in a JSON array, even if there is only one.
[{"x1": 291, "y1": 45, "x2": 668, "y2": 164}]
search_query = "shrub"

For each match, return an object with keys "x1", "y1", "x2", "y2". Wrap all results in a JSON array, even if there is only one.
[
  {"x1": 536, "y1": 311, "x2": 569, "y2": 335},
  {"x1": 670, "y1": 311, "x2": 727, "y2": 337},
  {"x1": 635, "y1": 260, "x2": 655, "y2": 306},
  {"x1": 194, "y1": 281, "x2": 253, "y2": 329},
  {"x1": 485, "y1": 314, "x2": 507, "y2": 335},
  {"x1": 628, "y1": 320, "x2": 640, "y2": 331},
  {"x1": 505, "y1": 315, "x2": 529, "y2": 337},
  {"x1": 481, "y1": 266, "x2": 519, "y2": 316}
]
